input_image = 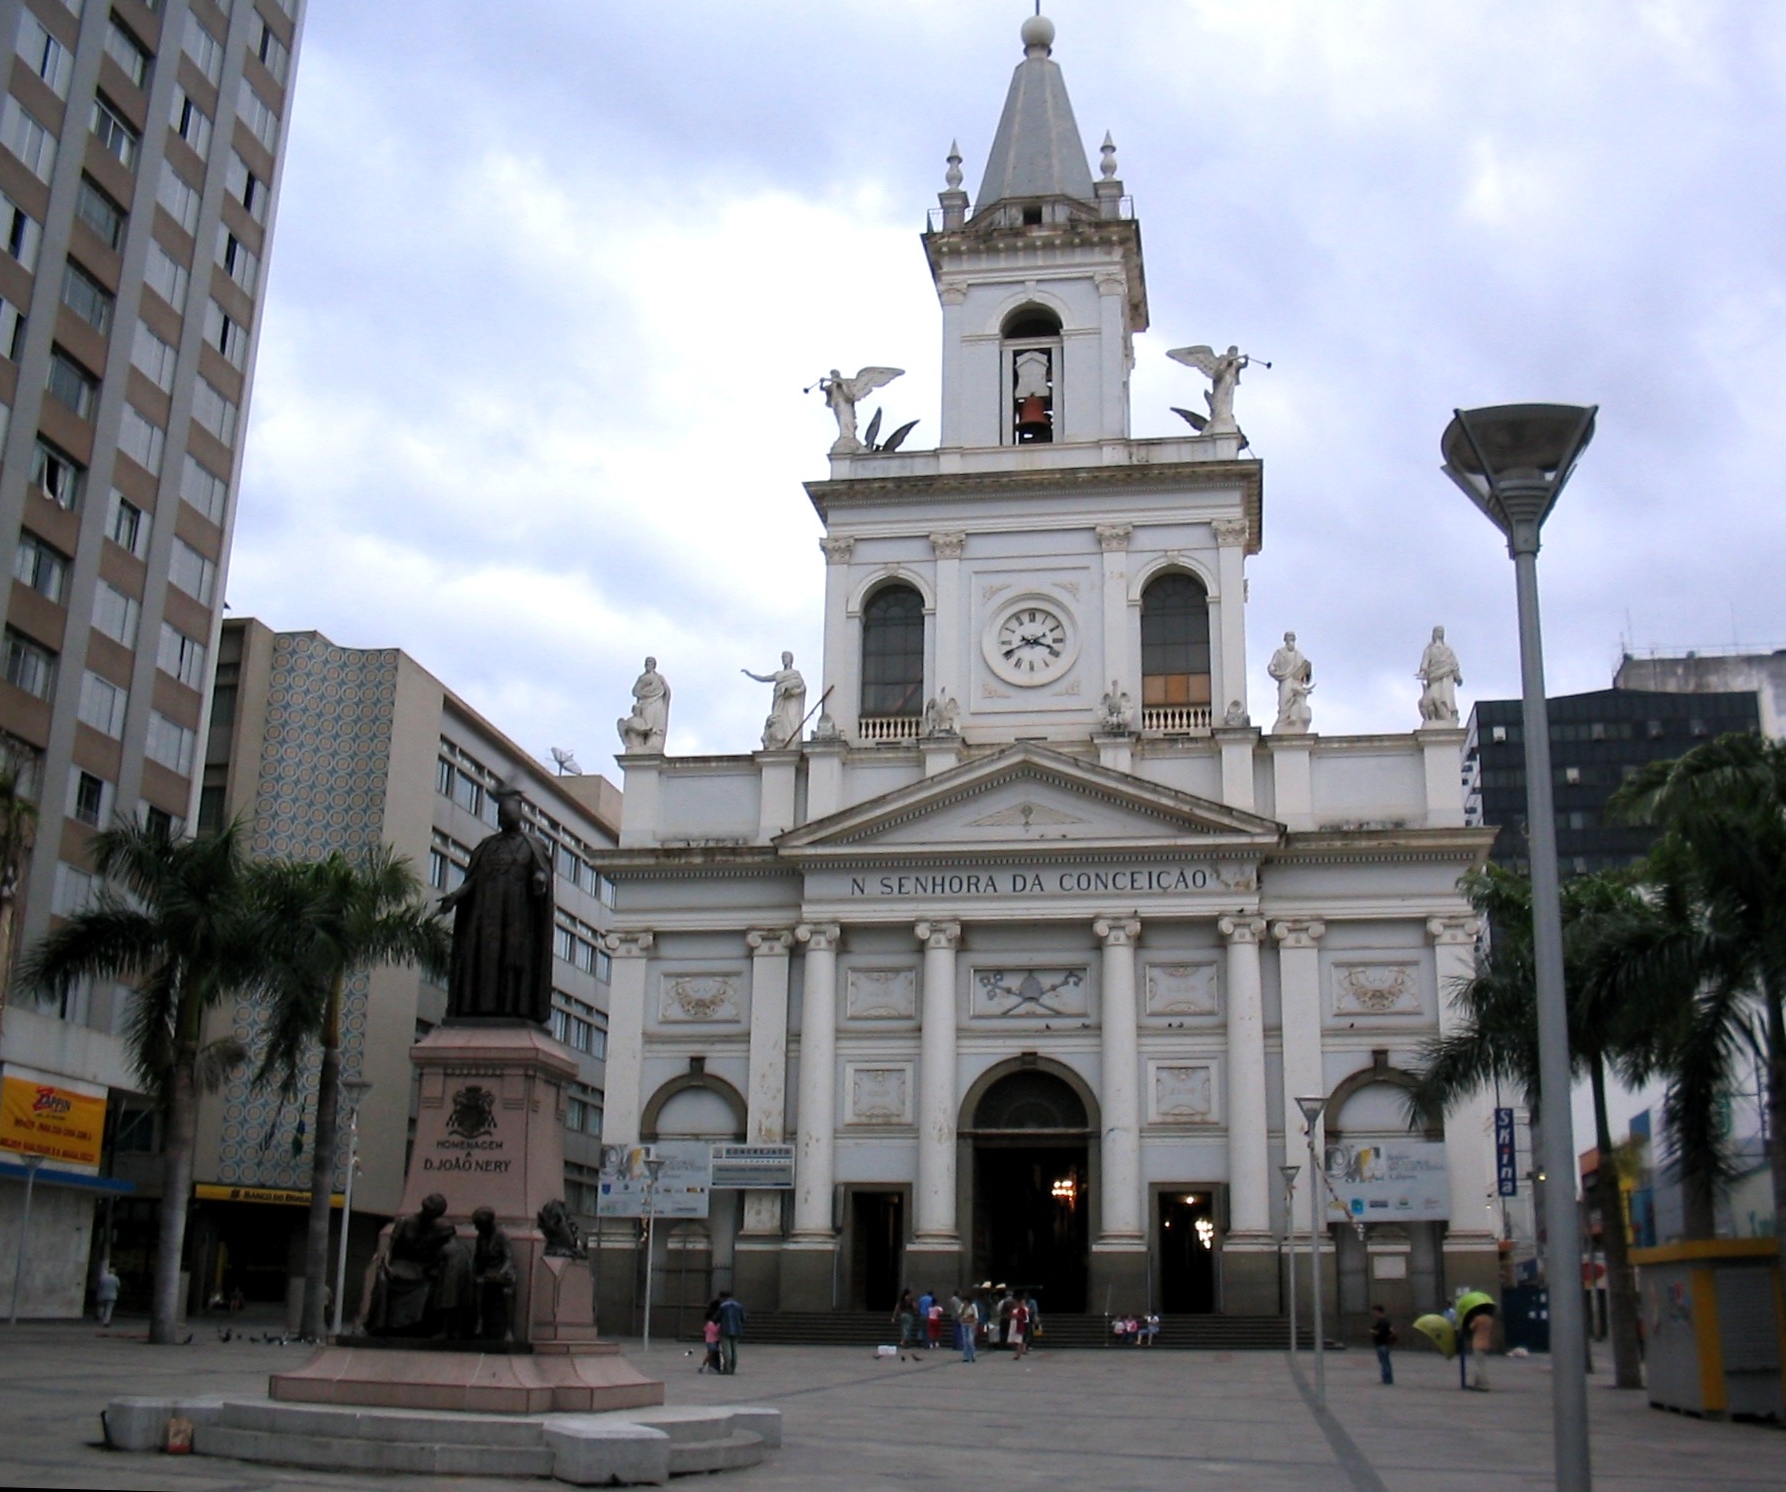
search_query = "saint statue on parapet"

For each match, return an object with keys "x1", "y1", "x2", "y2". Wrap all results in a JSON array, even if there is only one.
[
  {"x1": 618, "y1": 656, "x2": 670, "y2": 752},
  {"x1": 814, "y1": 366, "x2": 904, "y2": 453},
  {"x1": 744, "y1": 652, "x2": 808, "y2": 750},
  {"x1": 1268, "y1": 631, "x2": 1314, "y2": 735},
  {"x1": 1416, "y1": 626, "x2": 1463, "y2": 726}
]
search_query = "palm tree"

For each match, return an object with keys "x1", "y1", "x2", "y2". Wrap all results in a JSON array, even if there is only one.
[
  {"x1": 254, "y1": 845, "x2": 449, "y2": 1341},
  {"x1": 1408, "y1": 863, "x2": 1669, "y2": 1390},
  {"x1": 1610, "y1": 732, "x2": 1786, "y2": 1289},
  {"x1": 21, "y1": 820, "x2": 268, "y2": 1344},
  {"x1": 0, "y1": 738, "x2": 40, "y2": 1026}
]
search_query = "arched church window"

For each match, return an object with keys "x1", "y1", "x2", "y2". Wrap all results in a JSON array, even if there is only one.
[
  {"x1": 1002, "y1": 305, "x2": 1061, "y2": 445},
  {"x1": 861, "y1": 583, "x2": 925, "y2": 721},
  {"x1": 1140, "y1": 573, "x2": 1212, "y2": 726}
]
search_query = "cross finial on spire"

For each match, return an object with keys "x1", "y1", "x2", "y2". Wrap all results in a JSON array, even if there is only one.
[{"x1": 1100, "y1": 132, "x2": 1118, "y2": 180}]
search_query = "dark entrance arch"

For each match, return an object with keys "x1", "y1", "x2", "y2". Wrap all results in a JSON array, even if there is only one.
[{"x1": 963, "y1": 1065, "x2": 1094, "y2": 1312}]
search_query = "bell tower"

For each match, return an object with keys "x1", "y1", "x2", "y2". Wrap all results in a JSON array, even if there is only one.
[{"x1": 926, "y1": 15, "x2": 1147, "y2": 451}]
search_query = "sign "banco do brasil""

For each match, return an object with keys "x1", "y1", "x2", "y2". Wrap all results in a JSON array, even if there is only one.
[{"x1": 832, "y1": 863, "x2": 1236, "y2": 900}]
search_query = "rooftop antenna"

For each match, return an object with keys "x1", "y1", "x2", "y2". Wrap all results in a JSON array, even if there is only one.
[{"x1": 550, "y1": 747, "x2": 580, "y2": 777}]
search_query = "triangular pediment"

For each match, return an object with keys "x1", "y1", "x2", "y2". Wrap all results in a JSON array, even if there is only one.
[{"x1": 779, "y1": 743, "x2": 1281, "y2": 858}]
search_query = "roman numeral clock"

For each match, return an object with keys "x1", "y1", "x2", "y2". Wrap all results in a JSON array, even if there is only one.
[{"x1": 984, "y1": 595, "x2": 1080, "y2": 686}]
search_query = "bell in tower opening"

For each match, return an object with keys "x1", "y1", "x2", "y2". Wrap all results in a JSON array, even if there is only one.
[{"x1": 1004, "y1": 305, "x2": 1062, "y2": 443}]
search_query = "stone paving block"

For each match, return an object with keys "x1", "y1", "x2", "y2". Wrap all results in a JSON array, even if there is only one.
[
  {"x1": 544, "y1": 1418, "x2": 672, "y2": 1486},
  {"x1": 101, "y1": 1395, "x2": 228, "y2": 1451},
  {"x1": 724, "y1": 1405, "x2": 783, "y2": 1448},
  {"x1": 195, "y1": 1424, "x2": 438, "y2": 1474},
  {"x1": 667, "y1": 1429, "x2": 765, "y2": 1474}
]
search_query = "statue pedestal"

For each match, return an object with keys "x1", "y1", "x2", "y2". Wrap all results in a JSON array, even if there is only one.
[{"x1": 293, "y1": 1023, "x2": 663, "y2": 1414}]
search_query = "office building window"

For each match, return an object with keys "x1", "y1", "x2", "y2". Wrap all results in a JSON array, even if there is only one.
[
  {"x1": 204, "y1": 299, "x2": 248, "y2": 368},
  {"x1": 91, "y1": 580, "x2": 141, "y2": 647},
  {"x1": 170, "y1": 91, "x2": 211, "y2": 159},
  {"x1": 595, "y1": 948, "x2": 612, "y2": 984},
  {"x1": 182, "y1": 14, "x2": 222, "y2": 85},
  {"x1": 157, "y1": 623, "x2": 206, "y2": 688},
  {"x1": 156, "y1": 163, "x2": 201, "y2": 235},
  {"x1": 144, "y1": 243, "x2": 190, "y2": 312},
  {"x1": 13, "y1": 532, "x2": 69, "y2": 602},
  {"x1": 104, "y1": 19, "x2": 150, "y2": 87},
  {"x1": 226, "y1": 151, "x2": 267, "y2": 222},
  {"x1": 254, "y1": 19, "x2": 291, "y2": 85},
  {"x1": 237, "y1": 78, "x2": 278, "y2": 152},
  {"x1": 2, "y1": 188, "x2": 41, "y2": 267},
  {"x1": 70, "y1": 770, "x2": 110, "y2": 827},
  {"x1": 3, "y1": 628, "x2": 55, "y2": 698},
  {"x1": 47, "y1": 349, "x2": 98, "y2": 418},
  {"x1": 17, "y1": 12, "x2": 73, "y2": 97},
  {"x1": 60, "y1": 262, "x2": 114, "y2": 333},
  {"x1": 78, "y1": 671, "x2": 128, "y2": 736},
  {"x1": 216, "y1": 226, "x2": 259, "y2": 294},
  {"x1": 2, "y1": 97, "x2": 56, "y2": 181},
  {"x1": 90, "y1": 96, "x2": 139, "y2": 169},
  {"x1": 191, "y1": 376, "x2": 238, "y2": 444},
  {"x1": 74, "y1": 177, "x2": 124, "y2": 250},
  {"x1": 106, "y1": 490, "x2": 150, "y2": 557},
  {"x1": 196, "y1": 784, "x2": 225, "y2": 834},
  {"x1": 0, "y1": 294, "x2": 20, "y2": 359},
  {"x1": 31, "y1": 439, "x2": 84, "y2": 508},
  {"x1": 53, "y1": 861, "x2": 97, "y2": 917},
  {"x1": 146, "y1": 711, "x2": 196, "y2": 775},
  {"x1": 180, "y1": 454, "x2": 227, "y2": 522},
  {"x1": 117, "y1": 405, "x2": 165, "y2": 474},
  {"x1": 131, "y1": 323, "x2": 178, "y2": 392},
  {"x1": 169, "y1": 537, "x2": 217, "y2": 604}
]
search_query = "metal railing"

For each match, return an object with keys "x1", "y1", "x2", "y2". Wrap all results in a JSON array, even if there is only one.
[
  {"x1": 858, "y1": 715, "x2": 923, "y2": 744},
  {"x1": 1141, "y1": 705, "x2": 1212, "y2": 735}
]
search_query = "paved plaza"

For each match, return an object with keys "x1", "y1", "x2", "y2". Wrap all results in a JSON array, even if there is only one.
[{"x1": 0, "y1": 1319, "x2": 1777, "y2": 1490}]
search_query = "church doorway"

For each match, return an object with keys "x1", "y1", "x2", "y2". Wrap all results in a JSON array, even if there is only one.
[
  {"x1": 1157, "y1": 1191, "x2": 1218, "y2": 1312},
  {"x1": 849, "y1": 1191, "x2": 905, "y2": 1311},
  {"x1": 969, "y1": 1069, "x2": 1091, "y2": 1312}
]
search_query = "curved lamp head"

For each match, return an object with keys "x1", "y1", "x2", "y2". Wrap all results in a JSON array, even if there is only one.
[
  {"x1": 1440, "y1": 403, "x2": 1597, "y2": 553},
  {"x1": 1279, "y1": 1163, "x2": 1301, "y2": 1185},
  {"x1": 341, "y1": 1078, "x2": 373, "y2": 1110},
  {"x1": 1294, "y1": 1094, "x2": 1328, "y2": 1126}
]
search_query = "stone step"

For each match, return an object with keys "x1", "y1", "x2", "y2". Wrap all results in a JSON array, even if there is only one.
[
  {"x1": 669, "y1": 1430, "x2": 765, "y2": 1475},
  {"x1": 195, "y1": 1424, "x2": 557, "y2": 1478},
  {"x1": 217, "y1": 1398, "x2": 548, "y2": 1446}
]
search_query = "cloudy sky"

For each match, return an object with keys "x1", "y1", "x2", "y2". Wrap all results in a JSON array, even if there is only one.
[{"x1": 230, "y1": 0, "x2": 1786, "y2": 778}]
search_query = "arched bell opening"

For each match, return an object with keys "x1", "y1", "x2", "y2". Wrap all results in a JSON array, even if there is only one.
[{"x1": 1000, "y1": 304, "x2": 1062, "y2": 445}]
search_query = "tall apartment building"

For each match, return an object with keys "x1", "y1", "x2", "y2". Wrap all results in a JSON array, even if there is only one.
[
  {"x1": 183, "y1": 619, "x2": 620, "y2": 1321},
  {"x1": 0, "y1": 0, "x2": 304, "y2": 1315}
]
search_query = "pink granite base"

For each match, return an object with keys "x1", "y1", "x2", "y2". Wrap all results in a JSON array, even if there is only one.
[{"x1": 269, "y1": 1344, "x2": 665, "y2": 1414}]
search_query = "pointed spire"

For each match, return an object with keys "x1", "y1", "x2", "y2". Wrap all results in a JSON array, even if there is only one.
[
  {"x1": 1099, "y1": 132, "x2": 1118, "y2": 180},
  {"x1": 974, "y1": 13, "x2": 1095, "y2": 211},
  {"x1": 945, "y1": 140, "x2": 964, "y2": 192}
]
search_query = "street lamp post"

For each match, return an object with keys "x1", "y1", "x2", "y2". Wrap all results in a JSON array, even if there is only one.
[
  {"x1": 8, "y1": 1154, "x2": 43, "y2": 1324},
  {"x1": 640, "y1": 1154, "x2": 666, "y2": 1351},
  {"x1": 1441, "y1": 403, "x2": 1597, "y2": 1492},
  {"x1": 1279, "y1": 1163, "x2": 1300, "y2": 1354},
  {"x1": 330, "y1": 1079, "x2": 372, "y2": 1340},
  {"x1": 1294, "y1": 1095, "x2": 1328, "y2": 1408}
]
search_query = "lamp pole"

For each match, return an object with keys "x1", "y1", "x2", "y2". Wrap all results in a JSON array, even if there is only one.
[
  {"x1": 641, "y1": 1155, "x2": 665, "y2": 1351},
  {"x1": 1295, "y1": 1095, "x2": 1328, "y2": 1408},
  {"x1": 1441, "y1": 403, "x2": 1597, "y2": 1492},
  {"x1": 8, "y1": 1154, "x2": 43, "y2": 1324},
  {"x1": 330, "y1": 1079, "x2": 372, "y2": 1340},
  {"x1": 1279, "y1": 1163, "x2": 1300, "y2": 1354}
]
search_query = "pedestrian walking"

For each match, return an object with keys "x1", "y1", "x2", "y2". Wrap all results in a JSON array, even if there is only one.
[
  {"x1": 1370, "y1": 1304, "x2": 1395, "y2": 1384},
  {"x1": 948, "y1": 1290, "x2": 964, "y2": 1351},
  {"x1": 927, "y1": 1298, "x2": 943, "y2": 1348},
  {"x1": 894, "y1": 1288, "x2": 918, "y2": 1352},
  {"x1": 916, "y1": 1288, "x2": 935, "y2": 1348},
  {"x1": 1008, "y1": 1295, "x2": 1030, "y2": 1360},
  {"x1": 700, "y1": 1300, "x2": 722, "y2": 1374},
  {"x1": 95, "y1": 1263, "x2": 120, "y2": 1327},
  {"x1": 1467, "y1": 1308, "x2": 1492, "y2": 1390},
  {"x1": 960, "y1": 1295, "x2": 980, "y2": 1362},
  {"x1": 716, "y1": 1290, "x2": 746, "y2": 1375}
]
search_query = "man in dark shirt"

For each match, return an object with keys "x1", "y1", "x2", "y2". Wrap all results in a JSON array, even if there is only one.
[
  {"x1": 1370, "y1": 1304, "x2": 1395, "y2": 1384},
  {"x1": 716, "y1": 1291, "x2": 746, "y2": 1375}
]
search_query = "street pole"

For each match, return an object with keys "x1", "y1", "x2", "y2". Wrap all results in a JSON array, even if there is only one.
[
  {"x1": 8, "y1": 1155, "x2": 43, "y2": 1324},
  {"x1": 329, "y1": 1103, "x2": 359, "y2": 1339},
  {"x1": 1306, "y1": 1123, "x2": 1325, "y2": 1407},
  {"x1": 641, "y1": 1157, "x2": 664, "y2": 1351},
  {"x1": 1279, "y1": 1164, "x2": 1300, "y2": 1354}
]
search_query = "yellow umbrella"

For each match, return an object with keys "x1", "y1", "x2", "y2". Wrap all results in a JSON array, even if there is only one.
[{"x1": 1413, "y1": 1313, "x2": 1458, "y2": 1358}]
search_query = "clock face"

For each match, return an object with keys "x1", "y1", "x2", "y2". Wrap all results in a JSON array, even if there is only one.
[{"x1": 985, "y1": 599, "x2": 1078, "y2": 686}]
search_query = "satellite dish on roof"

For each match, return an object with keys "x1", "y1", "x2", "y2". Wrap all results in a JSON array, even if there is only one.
[{"x1": 550, "y1": 747, "x2": 580, "y2": 777}]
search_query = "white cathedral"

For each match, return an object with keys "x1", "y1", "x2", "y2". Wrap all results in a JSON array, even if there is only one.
[{"x1": 596, "y1": 16, "x2": 1498, "y2": 1331}]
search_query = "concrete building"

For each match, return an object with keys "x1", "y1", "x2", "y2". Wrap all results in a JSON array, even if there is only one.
[
  {"x1": 1615, "y1": 649, "x2": 1786, "y2": 740},
  {"x1": 0, "y1": 0, "x2": 305, "y2": 1316},
  {"x1": 595, "y1": 17, "x2": 1499, "y2": 1338},
  {"x1": 179, "y1": 617, "x2": 620, "y2": 1320}
]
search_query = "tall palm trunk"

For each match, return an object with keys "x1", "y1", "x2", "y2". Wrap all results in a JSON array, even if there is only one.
[
  {"x1": 301, "y1": 972, "x2": 344, "y2": 1340},
  {"x1": 1590, "y1": 1060, "x2": 1642, "y2": 1388},
  {"x1": 1767, "y1": 985, "x2": 1786, "y2": 1293},
  {"x1": 151, "y1": 1045, "x2": 199, "y2": 1344}
]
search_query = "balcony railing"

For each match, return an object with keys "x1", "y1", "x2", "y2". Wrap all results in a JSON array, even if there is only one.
[
  {"x1": 1141, "y1": 705, "x2": 1212, "y2": 735},
  {"x1": 858, "y1": 715, "x2": 923, "y2": 744}
]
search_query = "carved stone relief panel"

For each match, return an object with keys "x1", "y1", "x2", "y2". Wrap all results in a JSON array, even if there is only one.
[
  {"x1": 845, "y1": 967, "x2": 917, "y2": 1021},
  {"x1": 1330, "y1": 962, "x2": 1422, "y2": 1017},
  {"x1": 846, "y1": 1064, "x2": 912, "y2": 1125},
  {"x1": 1143, "y1": 961, "x2": 1221, "y2": 1018},
  {"x1": 971, "y1": 967, "x2": 1088, "y2": 1019},
  {"x1": 657, "y1": 972, "x2": 744, "y2": 1024},
  {"x1": 1149, "y1": 1061, "x2": 1217, "y2": 1124}
]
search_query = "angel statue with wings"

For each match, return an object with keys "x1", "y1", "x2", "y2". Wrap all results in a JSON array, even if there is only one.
[
  {"x1": 817, "y1": 366, "x2": 904, "y2": 453},
  {"x1": 1166, "y1": 344, "x2": 1257, "y2": 435}
]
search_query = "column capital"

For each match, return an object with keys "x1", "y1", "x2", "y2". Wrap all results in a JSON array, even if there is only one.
[
  {"x1": 914, "y1": 919, "x2": 962, "y2": 950},
  {"x1": 818, "y1": 535, "x2": 855, "y2": 565},
  {"x1": 1212, "y1": 517, "x2": 1250, "y2": 548},
  {"x1": 1092, "y1": 916, "x2": 1141, "y2": 946},
  {"x1": 601, "y1": 929, "x2": 655, "y2": 957},
  {"x1": 938, "y1": 282, "x2": 968, "y2": 306},
  {"x1": 1270, "y1": 917, "x2": 1327, "y2": 949},
  {"x1": 746, "y1": 927, "x2": 795, "y2": 955},
  {"x1": 927, "y1": 531, "x2": 966, "y2": 560},
  {"x1": 795, "y1": 921, "x2": 841, "y2": 952},
  {"x1": 1095, "y1": 522, "x2": 1133, "y2": 553},
  {"x1": 1218, "y1": 915, "x2": 1268, "y2": 945},
  {"x1": 1426, "y1": 914, "x2": 1481, "y2": 947}
]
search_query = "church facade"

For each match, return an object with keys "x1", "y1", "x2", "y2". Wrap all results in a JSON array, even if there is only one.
[{"x1": 595, "y1": 17, "x2": 1498, "y2": 1331}]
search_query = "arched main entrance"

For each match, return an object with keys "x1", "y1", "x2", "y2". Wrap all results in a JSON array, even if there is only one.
[{"x1": 965, "y1": 1066, "x2": 1093, "y2": 1311}]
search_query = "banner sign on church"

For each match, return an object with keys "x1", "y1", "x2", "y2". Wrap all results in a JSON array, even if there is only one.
[
  {"x1": 596, "y1": 1140, "x2": 712, "y2": 1219},
  {"x1": 1324, "y1": 1139, "x2": 1450, "y2": 1222},
  {"x1": 814, "y1": 862, "x2": 1233, "y2": 902}
]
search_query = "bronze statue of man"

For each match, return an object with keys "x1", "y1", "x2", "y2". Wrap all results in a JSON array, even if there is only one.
[
  {"x1": 438, "y1": 784, "x2": 554, "y2": 1024},
  {"x1": 369, "y1": 1192, "x2": 474, "y2": 1336}
]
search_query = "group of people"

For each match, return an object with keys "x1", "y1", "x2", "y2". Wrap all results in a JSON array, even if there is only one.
[
  {"x1": 1369, "y1": 1300, "x2": 1495, "y2": 1390},
  {"x1": 698, "y1": 1291, "x2": 747, "y2": 1374},
  {"x1": 1111, "y1": 1312, "x2": 1160, "y2": 1346},
  {"x1": 893, "y1": 1286, "x2": 1040, "y2": 1363}
]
